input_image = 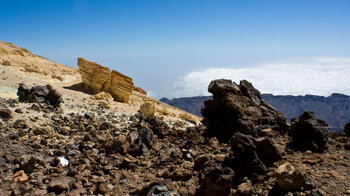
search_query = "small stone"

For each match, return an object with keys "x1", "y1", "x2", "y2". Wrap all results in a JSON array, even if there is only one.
[
  {"x1": 48, "y1": 176, "x2": 73, "y2": 194},
  {"x1": 194, "y1": 155, "x2": 210, "y2": 170},
  {"x1": 237, "y1": 180, "x2": 252, "y2": 195},
  {"x1": 32, "y1": 127, "x2": 45, "y2": 135},
  {"x1": 304, "y1": 176, "x2": 316, "y2": 190},
  {"x1": 0, "y1": 108, "x2": 12, "y2": 119},
  {"x1": 84, "y1": 112, "x2": 94, "y2": 120},
  {"x1": 275, "y1": 162, "x2": 306, "y2": 190},
  {"x1": 15, "y1": 108, "x2": 23, "y2": 113},
  {"x1": 95, "y1": 183, "x2": 108, "y2": 194},
  {"x1": 30, "y1": 104, "x2": 41, "y2": 112},
  {"x1": 12, "y1": 170, "x2": 28, "y2": 183}
]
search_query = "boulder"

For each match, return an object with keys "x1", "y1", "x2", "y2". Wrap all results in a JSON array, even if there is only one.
[
  {"x1": 230, "y1": 132, "x2": 281, "y2": 176},
  {"x1": 344, "y1": 122, "x2": 350, "y2": 137},
  {"x1": 275, "y1": 162, "x2": 306, "y2": 190},
  {"x1": 17, "y1": 83, "x2": 62, "y2": 108},
  {"x1": 77, "y1": 57, "x2": 135, "y2": 103},
  {"x1": 140, "y1": 100, "x2": 155, "y2": 116},
  {"x1": 201, "y1": 79, "x2": 287, "y2": 142},
  {"x1": 77, "y1": 57, "x2": 111, "y2": 93},
  {"x1": 290, "y1": 111, "x2": 328, "y2": 152}
]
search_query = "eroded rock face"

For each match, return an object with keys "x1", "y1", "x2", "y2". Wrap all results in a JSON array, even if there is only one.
[
  {"x1": 289, "y1": 111, "x2": 328, "y2": 152},
  {"x1": 201, "y1": 79, "x2": 287, "y2": 141},
  {"x1": 17, "y1": 83, "x2": 62, "y2": 108},
  {"x1": 77, "y1": 57, "x2": 111, "y2": 93},
  {"x1": 77, "y1": 57, "x2": 135, "y2": 103}
]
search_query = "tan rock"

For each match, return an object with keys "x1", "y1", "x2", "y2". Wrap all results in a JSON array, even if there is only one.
[
  {"x1": 275, "y1": 162, "x2": 306, "y2": 190},
  {"x1": 91, "y1": 92, "x2": 113, "y2": 102},
  {"x1": 107, "y1": 70, "x2": 135, "y2": 103},
  {"x1": 140, "y1": 100, "x2": 155, "y2": 115},
  {"x1": 77, "y1": 57, "x2": 111, "y2": 93},
  {"x1": 12, "y1": 170, "x2": 28, "y2": 183},
  {"x1": 237, "y1": 180, "x2": 252, "y2": 195},
  {"x1": 78, "y1": 57, "x2": 135, "y2": 103},
  {"x1": 134, "y1": 87, "x2": 147, "y2": 95}
]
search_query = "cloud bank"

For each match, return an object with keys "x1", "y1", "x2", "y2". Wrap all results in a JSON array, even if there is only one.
[{"x1": 167, "y1": 57, "x2": 350, "y2": 98}]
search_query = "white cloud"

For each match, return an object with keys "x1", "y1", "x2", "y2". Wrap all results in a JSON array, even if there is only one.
[{"x1": 167, "y1": 57, "x2": 350, "y2": 98}]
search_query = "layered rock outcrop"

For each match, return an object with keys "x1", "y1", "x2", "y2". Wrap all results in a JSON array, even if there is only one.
[
  {"x1": 77, "y1": 57, "x2": 135, "y2": 103},
  {"x1": 201, "y1": 79, "x2": 287, "y2": 141}
]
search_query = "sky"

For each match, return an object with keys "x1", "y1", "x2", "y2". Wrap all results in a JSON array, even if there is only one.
[{"x1": 1, "y1": 0, "x2": 350, "y2": 98}]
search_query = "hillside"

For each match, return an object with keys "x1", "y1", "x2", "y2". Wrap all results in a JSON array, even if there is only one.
[
  {"x1": 160, "y1": 93, "x2": 350, "y2": 131},
  {"x1": 1, "y1": 42, "x2": 350, "y2": 195}
]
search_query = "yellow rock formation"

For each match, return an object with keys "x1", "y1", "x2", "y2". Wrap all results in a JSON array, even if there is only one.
[
  {"x1": 77, "y1": 57, "x2": 111, "y2": 93},
  {"x1": 78, "y1": 57, "x2": 135, "y2": 103}
]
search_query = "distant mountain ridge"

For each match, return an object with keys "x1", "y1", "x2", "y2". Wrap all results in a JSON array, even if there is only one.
[{"x1": 160, "y1": 93, "x2": 350, "y2": 131}]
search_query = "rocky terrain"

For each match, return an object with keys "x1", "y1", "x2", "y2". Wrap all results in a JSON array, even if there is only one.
[
  {"x1": 1, "y1": 41, "x2": 350, "y2": 196},
  {"x1": 160, "y1": 93, "x2": 350, "y2": 131}
]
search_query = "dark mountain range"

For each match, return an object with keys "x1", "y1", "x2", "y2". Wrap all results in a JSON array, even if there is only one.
[{"x1": 160, "y1": 93, "x2": 350, "y2": 131}]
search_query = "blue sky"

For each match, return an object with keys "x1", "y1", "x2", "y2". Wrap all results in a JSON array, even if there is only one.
[{"x1": 1, "y1": 0, "x2": 350, "y2": 98}]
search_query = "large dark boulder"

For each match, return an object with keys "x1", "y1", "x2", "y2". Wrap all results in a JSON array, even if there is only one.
[
  {"x1": 17, "y1": 83, "x2": 62, "y2": 108},
  {"x1": 230, "y1": 132, "x2": 282, "y2": 176},
  {"x1": 201, "y1": 79, "x2": 287, "y2": 141},
  {"x1": 289, "y1": 111, "x2": 328, "y2": 152}
]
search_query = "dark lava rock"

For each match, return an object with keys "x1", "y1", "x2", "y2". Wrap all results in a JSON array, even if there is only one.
[
  {"x1": 94, "y1": 183, "x2": 109, "y2": 195},
  {"x1": 127, "y1": 127, "x2": 156, "y2": 156},
  {"x1": 0, "y1": 108, "x2": 12, "y2": 119},
  {"x1": 289, "y1": 111, "x2": 329, "y2": 152},
  {"x1": 230, "y1": 132, "x2": 281, "y2": 176},
  {"x1": 201, "y1": 79, "x2": 287, "y2": 142},
  {"x1": 47, "y1": 176, "x2": 73, "y2": 194},
  {"x1": 84, "y1": 112, "x2": 94, "y2": 120},
  {"x1": 17, "y1": 83, "x2": 62, "y2": 108},
  {"x1": 139, "y1": 114, "x2": 170, "y2": 139},
  {"x1": 197, "y1": 164, "x2": 235, "y2": 196},
  {"x1": 344, "y1": 122, "x2": 350, "y2": 137},
  {"x1": 194, "y1": 155, "x2": 210, "y2": 170}
]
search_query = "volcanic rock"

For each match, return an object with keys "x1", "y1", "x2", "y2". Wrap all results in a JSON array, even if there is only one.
[
  {"x1": 0, "y1": 108, "x2": 12, "y2": 119},
  {"x1": 201, "y1": 79, "x2": 287, "y2": 141},
  {"x1": 275, "y1": 162, "x2": 306, "y2": 190},
  {"x1": 17, "y1": 83, "x2": 62, "y2": 108},
  {"x1": 344, "y1": 122, "x2": 350, "y2": 137},
  {"x1": 230, "y1": 132, "x2": 281, "y2": 176},
  {"x1": 197, "y1": 164, "x2": 235, "y2": 196},
  {"x1": 289, "y1": 111, "x2": 329, "y2": 152},
  {"x1": 78, "y1": 57, "x2": 135, "y2": 103}
]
